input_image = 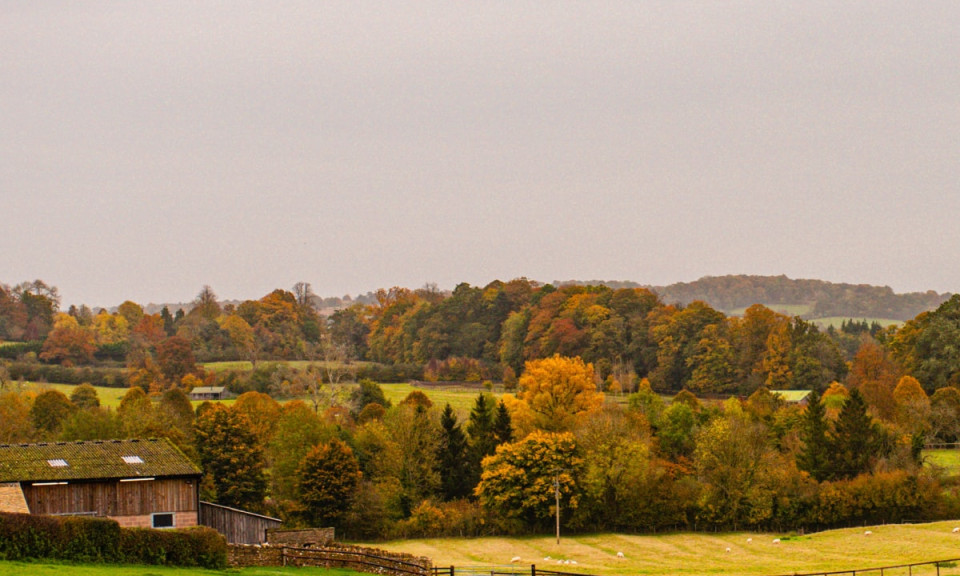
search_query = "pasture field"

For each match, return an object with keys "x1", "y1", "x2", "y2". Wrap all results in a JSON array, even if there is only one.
[
  {"x1": 202, "y1": 360, "x2": 374, "y2": 373},
  {"x1": 368, "y1": 521, "x2": 960, "y2": 576},
  {"x1": 0, "y1": 562, "x2": 365, "y2": 576},
  {"x1": 31, "y1": 380, "x2": 494, "y2": 414},
  {"x1": 380, "y1": 382, "x2": 501, "y2": 413},
  {"x1": 725, "y1": 304, "x2": 814, "y2": 317},
  {"x1": 925, "y1": 449, "x2": 960, "y2": 476}
]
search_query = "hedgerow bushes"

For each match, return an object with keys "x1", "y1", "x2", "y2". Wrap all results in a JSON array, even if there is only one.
[{"x1": 0, "y1": 512, "x2": 226, "y2": 569}]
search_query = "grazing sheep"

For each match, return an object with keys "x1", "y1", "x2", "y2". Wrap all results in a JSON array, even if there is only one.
[
  {"x1": 511, "y1": 557, "x2": 522, "y2": 564},
  {"x1": 864, "y1": 530, "x2": 872, "y2": 536},
  {"x1": 725, "y1": 547, "x2": 731, "y2": 553},
  {"x1": 953, "y1": 527, "x2": 959, "y2": 533},
  {"x1": 772, "y1": 538, "x2": 780, "y2": 544},
  {"x1": 746, "y1": 538, "x2": 753, "y2": 543},
  {"x1": 571, "y1": 561, "x2": 577, "y2": 565},
  {"x1": 616, "y1": 552, "x2": 625, "y2": 559},
  {"x1": 544, "y1": 557, "x2": 551, "y2": 561}
]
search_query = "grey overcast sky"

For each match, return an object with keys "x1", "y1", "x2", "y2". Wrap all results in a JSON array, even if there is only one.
[{"x1": 2, "y1": 2, "x2": 959, "y2": 308}]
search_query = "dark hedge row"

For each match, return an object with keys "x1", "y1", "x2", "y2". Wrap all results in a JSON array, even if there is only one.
[
  {"x1": 0, "y1": 513, "x2": 226, "y2": 569},
  {"x1": 5, "y1": 362, "x2": 129, "y2": 388},
  {"x1": 0, "y1": 341, "x2": 43, "y2": 360}
]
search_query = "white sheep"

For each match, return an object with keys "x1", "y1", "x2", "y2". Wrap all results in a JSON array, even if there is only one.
[
  {"x1": 544, "y1": 557, "x2": 551, "y2": 561},
  {"x1": 570, "y1": 561, "x2": 577, "y2": 565},
  {"x1": 616, "y1": 552, "x2": 625, "y2": 559},
  {"x1": 953, "y1": 527, "x2": 959, "y2": 533},
  {"x1": 772, "y1": 538, "x2": 780, "y2": 544},
  {"x1": 864, "y1": 530, "x2": 872, "y2": 536},
  {"x1": 746, "y1": 538, "x2": 753, "y2": 543},
  {"x1": 511, "y1": 557, "x2": 522, "y2": 564},
  {"x1": 725, "y1": 547, "x2": 731, "y2": 553}
]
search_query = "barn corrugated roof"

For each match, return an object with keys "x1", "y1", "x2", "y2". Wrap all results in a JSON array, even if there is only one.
[{"x1": 0, "y1": 438, "x2": 201, "y2": 482}]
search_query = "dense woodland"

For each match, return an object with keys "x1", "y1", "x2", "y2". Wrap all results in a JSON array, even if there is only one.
[{"x1": 4, "y1": 277, "x2": 960, "y2": 538}]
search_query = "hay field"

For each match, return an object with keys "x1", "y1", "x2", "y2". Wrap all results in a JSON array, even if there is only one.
[{"x1": 369, "y1": 521, "x2": 960, "y2": 576}]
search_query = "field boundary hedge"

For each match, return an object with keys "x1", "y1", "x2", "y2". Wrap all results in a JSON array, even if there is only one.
[{"x1": 0, "y1": 512, "x2": 226, "y2": 569}]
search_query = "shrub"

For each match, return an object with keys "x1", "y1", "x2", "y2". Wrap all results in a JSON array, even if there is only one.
[
  {"x1": 0, "y1": 512, "x2": 121, "y2": 563},
  {"x1": 0, "y1": 513, "x2": 225, "y2": 569},
  {"x1": 120, "y1": 526, "x2": 227, "y2": 569}
]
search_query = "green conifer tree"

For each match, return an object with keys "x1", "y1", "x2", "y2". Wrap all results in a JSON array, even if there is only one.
[
  {"x1": 438, "y1": 403, "x2": 471, "y2": 500},
  {"x1": 796, "y1": 389, "x2": 830, "y2": 481}
]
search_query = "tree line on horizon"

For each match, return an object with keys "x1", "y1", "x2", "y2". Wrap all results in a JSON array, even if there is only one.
[
  {"x1": 5, "y1": 278, "x2": 960, "y2": 538},
  {"x1": 3, "y1": 277, "x2": 960, "y2": 398}
]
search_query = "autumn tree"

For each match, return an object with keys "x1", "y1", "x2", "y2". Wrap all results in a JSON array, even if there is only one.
[
  {"x1": 267, "y1": 401, "x2": 335, "y2": 504},
  {"x1": 297, "y1": 439, "x2": 362, "y2": 528},
  {"x1": 475, "y1": 431, "x2": 582, "y2": 528},
  {"x1": 350, "y1": 379, "x2": 391, "y2": 415},
  {"x1": 930, "y1": 387, "x2": 960, "y2": 443},
  {"x1": 694, "y1": 401, "x2": 780, "y2": 528},
  {"x1": 30, "y1": 389, "x2": 76, "y2": 435},
  {"x1": 848, "y1": 339, "x2": 900, "y2": 420},
  {"x1": 386, "y1": 403, "x2": 442, "y2": 513},
  {"x1": 517, "y1": 355, "x2": 603, "y2": 431},
  {"x1": 156, "y1": 336, "x2": 198, "y2": 384},
  {"x1": 0, "y1": 390, "x2": 35, "y2": 443},
  {"x1": 892, "y1": 375, "x2": 930, "y2": 435},
  {"x1": 195, "y1": 404, "x2": 267, "y2": 509},
  {"x1": 233, "y1": 391, "x2": 281, "y2": 447},
  {"x1": 40, "y1": 314, "x2": 95, "y2": 365},
  {"x1": 59, "y1": 406, "x2": 124, "y2": 441},
  {"x1": 573, "y1": 404, "x2": 652, "y2": 531},
  {"x1": 69, "y1": 383, "x2": 100, "y2": 409}
]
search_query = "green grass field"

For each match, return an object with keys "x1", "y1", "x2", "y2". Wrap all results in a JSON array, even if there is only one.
[
  {"x1": 202, "y1": 361, "x2": 375, "y2": 373},
  {"x1": 725, "y1": 304, "x2": 814, "y2": 317},
  {"x1": 30, "y1": 380, "x2": 494, "y2": 415},
  {"x1": 0, "y1": 562, "x2": 365, "y2": 576},
  {"x1": 924, "y1": 449, "x2": 960, "y2": 476},
  {"x1": 368, "y1": 521, "x2": 960, "y2": 576}
]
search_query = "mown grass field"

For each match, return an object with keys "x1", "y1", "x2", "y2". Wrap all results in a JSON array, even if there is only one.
[
  {"x1": 725, "y1": 304, "x2": 814, "y2": 317},
  {"x1": 368, "y1": 521, "x2": 960, "y2": 576},
  {"x1": 0, "y1": 562, "x2": 365, "y2": 576},
  {"x1": 202, "y1": 360, "x2": 375, "y2": 373},
  {"x1": 31, "y1": 380, "x2": 496, "y2": 415},
  {"x1": 925, "y1": 449, "x2": 960, "y2": 476}
]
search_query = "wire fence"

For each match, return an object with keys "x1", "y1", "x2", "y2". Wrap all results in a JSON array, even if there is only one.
[{"x1": 432, "y1": 558, "x2": 960, "y2": 576}]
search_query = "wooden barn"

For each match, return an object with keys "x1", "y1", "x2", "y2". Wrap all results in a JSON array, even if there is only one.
[{"x1": 0, "y1": 438, "x2": 201, "y2": 529}]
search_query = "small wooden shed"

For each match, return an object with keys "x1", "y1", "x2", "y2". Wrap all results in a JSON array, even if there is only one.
[
  {"x1": 199, "y1": 501, "x2": 282, "y2": 544},
  {"x1": 189, "y1": 386, "x2": 233, "y2": 401}
]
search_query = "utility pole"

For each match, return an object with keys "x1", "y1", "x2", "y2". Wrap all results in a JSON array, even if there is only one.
[{"x1": 554, "y1": 472, "x2": 560, "y2": 545}]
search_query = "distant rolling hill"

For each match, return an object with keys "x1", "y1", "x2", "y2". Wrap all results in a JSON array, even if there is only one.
[{"x1": 560, "y1": 275, "x2": 951, "y2": 322}]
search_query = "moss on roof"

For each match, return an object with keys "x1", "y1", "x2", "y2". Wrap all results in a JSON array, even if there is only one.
[{"x1": 0, "y1": 438, "x2": 201, "y2": 482}]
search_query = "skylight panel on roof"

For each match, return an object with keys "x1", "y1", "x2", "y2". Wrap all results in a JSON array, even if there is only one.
[
  {"x1": 47, "y1": 459, "x2": 68, "y2": 467},
  {"x1": 122, "y1": 456, "x2": 144, "y2": 465}
]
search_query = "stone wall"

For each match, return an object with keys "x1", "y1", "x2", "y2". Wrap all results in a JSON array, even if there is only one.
[
  {"x1": 228, "y1": 542, "x2": 433, "y2": 576},
  {"x1": 267, "y1": 527, "x2": 335, "y2": 547}
]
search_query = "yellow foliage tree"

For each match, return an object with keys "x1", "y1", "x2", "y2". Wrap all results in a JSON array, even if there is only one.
[
  {"x1": 893, "y1": 375, "x2": 930, "y2": 434},
  {"x1": 517, "y1": 355, "x2": 603, "y2": 431}
]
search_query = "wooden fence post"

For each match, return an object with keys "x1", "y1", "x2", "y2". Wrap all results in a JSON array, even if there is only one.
[{"x1": 531, "y1": 564, "x2": 536, "y2": 576}]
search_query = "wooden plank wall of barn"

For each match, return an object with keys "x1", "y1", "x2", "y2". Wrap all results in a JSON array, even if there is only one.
[
  {"x1": 199, "y1": 502, "x2": 282, "y2": 545},
  {"x1": 22, "y1": 478, "x2": 197, "y2": 517}
]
